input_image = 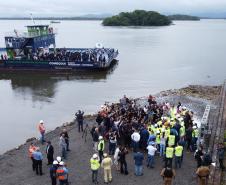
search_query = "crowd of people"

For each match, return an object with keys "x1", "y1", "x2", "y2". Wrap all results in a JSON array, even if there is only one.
[
  {"x1": 8, "y1": 47, "x2": 117, "y2": 65},
  {"x1": 27, "y1": 95, "x2": 225, "y2": 185}
]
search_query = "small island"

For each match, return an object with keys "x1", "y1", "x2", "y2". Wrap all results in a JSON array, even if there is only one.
[
  {"x1": 102, "y1": 10, "x2": 171, "y2": 26},
  {"x1": 168, "y1": 14, "x2": 200, "y2": 21}
]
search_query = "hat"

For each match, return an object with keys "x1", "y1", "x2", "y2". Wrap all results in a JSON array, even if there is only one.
[
  {"x1": 154, "y1": 124, "x2": 158, "y2": 128},
  {"x1": 39, "y1": 120, "x2": 44, "y2": 124},
  {"x1": 149, "y1": 141, "x2": 155, "y2": 145},
  {"x1": 56, "y1": 156, "x2": 62, "y2": 162},
  {"x1": 99, "y1": 136, "x2": 103, "y2": 140},
  {"x1": 53, "y1": 160, "x2": 58, "y2": 165},
  {"x1": 36, "y1": 147, "x2": 40, "y2": 151},
  {"x1": 59, "y1": 161, "x2": 64, "y2": 166},
  {"x1": 92, "y1": 154, "x2": 98, "y2": 159},
  {"x1": 103, "y1": 153, "x2": 108, "y2": 157}
]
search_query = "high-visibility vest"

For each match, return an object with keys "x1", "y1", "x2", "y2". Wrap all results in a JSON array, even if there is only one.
[
  {"x1": 165, "y1": 128, "x2": 170, "y2": 137},
  {"x1": 156, "y1": 135, "x2": 161, "y2": 144},
  {"x1": 168, "y1": 135, "x2": 175, "y2": 146},
  {"x1": 180, "y1": 126, "x2": 185, "y2": 137},
  {"x1": 98, "y1": 140, "x2": 105, "y2": 151},
  {"x1": 192, "y1": 129, "x2": 199, "y2": 138},
  {"x1": 90, "y1": 158, "x2": 100, "y2": 170},
  {"x1": 56, "y1": 167, "x2": 67, "y2": 180},
  {"x1": 28, "y1": 146, "x2": 37, "y2": 158},
  {"x1": 175, "y1": 146, "x2": 183, "y2": 157},
  {"x1": 147, "y1": 126, "x2": 152, "y2": 133},
  {"x1": 166, "y1": 147, "x2": 174, "y2": 158}
]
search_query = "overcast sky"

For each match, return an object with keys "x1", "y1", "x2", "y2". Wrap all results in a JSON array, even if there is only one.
[{"x1": 1, "y1": 0, "x2": 226, "y2": 17}]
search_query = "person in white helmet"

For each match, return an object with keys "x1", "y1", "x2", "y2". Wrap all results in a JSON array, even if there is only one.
[
  {"x1": 90, "y1": 153, "x2": 100, "y2": 184},
  {"x1": 98, "y1": 136, "x2": 105, "y2": 163},
  {"x1": 56, "y1": 161, "x2": 69, "y2": 185},
  {"x1": 38, "y1": 120, "x2": 46, "y2": 144},
  {"x1": 50, "y1": 160, "x2": 58, "y2": 185}
]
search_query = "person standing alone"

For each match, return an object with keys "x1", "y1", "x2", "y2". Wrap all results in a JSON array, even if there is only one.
[
  {"x1": 38, "y1": 120, "x2": 46, "y2": 144},
  {"x1": 75, "y1": 110, "x2": 84, "y2": 132}
]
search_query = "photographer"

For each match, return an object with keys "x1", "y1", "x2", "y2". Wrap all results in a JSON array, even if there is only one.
[{"x1": 75, "y1": 110, "x2": 84, "y2": 132}]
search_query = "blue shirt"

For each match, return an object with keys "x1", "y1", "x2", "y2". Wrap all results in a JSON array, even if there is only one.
[
  {"x1": 32, "y1": 151, "x2": 43, "y2": 160},
  {"x1": 134, "y1": 152, "x2": 144, "y2": 166}
]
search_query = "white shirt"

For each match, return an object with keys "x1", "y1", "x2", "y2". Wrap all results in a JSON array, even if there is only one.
[
  {"x1": 131, "y1": 132, "x2": 140, "y2": 142},
  {"x1": 147, "y1": 145, "x2": 157, "y2": 156}
]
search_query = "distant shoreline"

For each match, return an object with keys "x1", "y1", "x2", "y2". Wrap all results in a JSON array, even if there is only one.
[{"x1": 0, "y1": 17, "x2": 104, "y2": 21}]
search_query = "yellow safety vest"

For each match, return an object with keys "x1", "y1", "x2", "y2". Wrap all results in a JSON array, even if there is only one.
[
  {"x1": 98, "y1": 140, "x2": 105, "y2": 151},
  {"x1": 180, "y1": 126, "x2": 185, "y2": 137},
  {"x1": 165, "y1": 128, "x2": 170, "y2": 137},
  {"x1": 90, "y1": 158, "x2": 100, "y2": 170},
  {"x1": 193, "y1": 129, "x2": 199, "y2": 138},
  {"x1": 147, "y1": 126, "x2": 152, "y2": 133},
  {"x1": 156, "y1": 135, "x2": 161, "y2": 144},
  {"x1": 168, "y1": 135, "x2": 175, "y2": 146},
  {"x1": 166, "y1": 147, "x2": 174, "y2": 158},
  {"x1": 175, "y1": 146, "x2": 183, "y2": 157}
]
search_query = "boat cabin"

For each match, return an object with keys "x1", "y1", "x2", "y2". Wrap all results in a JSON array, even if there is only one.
[{"x1": 5, "y1": 25, "x2": 56, "y2": 59}]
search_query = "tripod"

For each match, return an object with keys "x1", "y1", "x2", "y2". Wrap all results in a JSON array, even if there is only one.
[{"x1": 82, "y1": 124, "x2": 91, "y2": 142}]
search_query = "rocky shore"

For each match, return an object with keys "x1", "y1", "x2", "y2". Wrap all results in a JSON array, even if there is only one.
[{"x1": 0, "y1": 85, "x2": 221, "y2": 185}]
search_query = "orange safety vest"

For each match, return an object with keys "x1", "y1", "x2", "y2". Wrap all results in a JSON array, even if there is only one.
[
  {"x1": 28, "y1": 146, "x2": 37, "y2": 158},
  {"x1": 56, "y1": 167, "x2": 67, "y2": 180},
  {"x1": 38, "y1": 124, "x2": 45, "y2": 133}
]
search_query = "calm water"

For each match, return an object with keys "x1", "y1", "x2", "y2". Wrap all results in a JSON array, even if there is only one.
[{"x1": 0, "y1": 19, "x2": 226, "y2": 153}]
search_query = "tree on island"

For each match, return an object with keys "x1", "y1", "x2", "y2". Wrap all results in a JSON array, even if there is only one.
[
  {"x1": 102, "y1": 10, "x2": 172, "y2": 26},
  {"x1": 168, "y1": 14, "x2": 200, "y2": 21}
]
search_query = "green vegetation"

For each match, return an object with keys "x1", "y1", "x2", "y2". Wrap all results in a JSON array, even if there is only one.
[
  {"x1": 102, "y1": 10, "x2": 171, "y2": 26},
  {"x1": 168, "y1": 14, "x2": 200, "y2": 21}
]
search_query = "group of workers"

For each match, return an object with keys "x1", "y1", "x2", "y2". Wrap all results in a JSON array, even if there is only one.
[{"x1": 27, "y1": 94, "x2": 225, "y2": 185}]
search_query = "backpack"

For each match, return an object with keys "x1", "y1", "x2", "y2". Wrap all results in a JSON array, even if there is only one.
[{"x1": 164, "y1": 168, "x2": 173, "y2": 178}]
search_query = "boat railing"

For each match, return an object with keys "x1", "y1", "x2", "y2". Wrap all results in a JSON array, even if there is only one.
[{"x1": 5, "y1": 28, "x2": 57, "y2": 38}]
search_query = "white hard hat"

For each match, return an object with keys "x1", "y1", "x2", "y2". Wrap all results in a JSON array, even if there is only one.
[
  {"x1": 193, "y1": 126, "x2": 197, "y2": 129},
  {"x1": 154, "y1": 124, "x2": 158, "y2": 128},
  {"x1": 59, "y1": 161, "x2": 64, "y2": 166},
  {"x1": 156, "y1": 130, "x2": 160, "y2": 134},
  {"x1": 103, "y1": 153, "x2": 108, "y2": 157},
  {"x1": 56, "y1": 156, "x2": 62, "y2": 162},
  {"x1": 53, "y1": 160, "x2": 58, "y2": 165},
  {"x1": 93, "y1": 154, "x2": 98, "y2": 159},
  {"x1": 99, "y1": 136, "x2": 103, "y2": 140},
  {"x1": 39, "y1": 120, "x2": 44, "y2": 123}
]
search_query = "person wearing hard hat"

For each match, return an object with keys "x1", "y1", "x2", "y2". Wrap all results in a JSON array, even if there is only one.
[
  {"x1": 38, "y1": 120, "x2": 46, "y2": 144},
  {"x1": 32, "y1": 147, "x2": 43, "y2": 175},
  {"x1": 56, "y1": 156, "x2": 62, "y2": 164},
  {"x1": 28, "y1": 142, "x2": 37, "y2": 171},
  {"x1": 174, "y1": 143, "x2": 183, "y2": 168},
  {"x1": 90, "y1": 154, "x2": 100, "y2": 184},
  {"x1": 98, "y1": 136, "x2": 105, "y2": 163},
  {"x1": 101, "y1": 153, "x2": 113, "y2": 183},
  {"x1": 50, "y1": 160, "x2": 58, "y2": 185},
  {"x1": 56, "y1": 161, "x2": 69, "y2": 185},
  {"x1": 165, "y1": 145, "x2": 174, "y2": 168}
]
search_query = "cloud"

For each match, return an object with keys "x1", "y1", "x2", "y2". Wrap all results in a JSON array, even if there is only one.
[{"x1": 0, "y1": 0, "x2": 226, "y2": 17}]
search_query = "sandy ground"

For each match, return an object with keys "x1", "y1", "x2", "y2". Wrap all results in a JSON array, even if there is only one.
[{"x1": 0, "y1": 85, "x2": 221, "y2": 185}]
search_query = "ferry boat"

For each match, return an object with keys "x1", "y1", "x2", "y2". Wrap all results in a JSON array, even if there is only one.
[{"x1": 0, "y1": 24, "x2": 119, "y2": 72}]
